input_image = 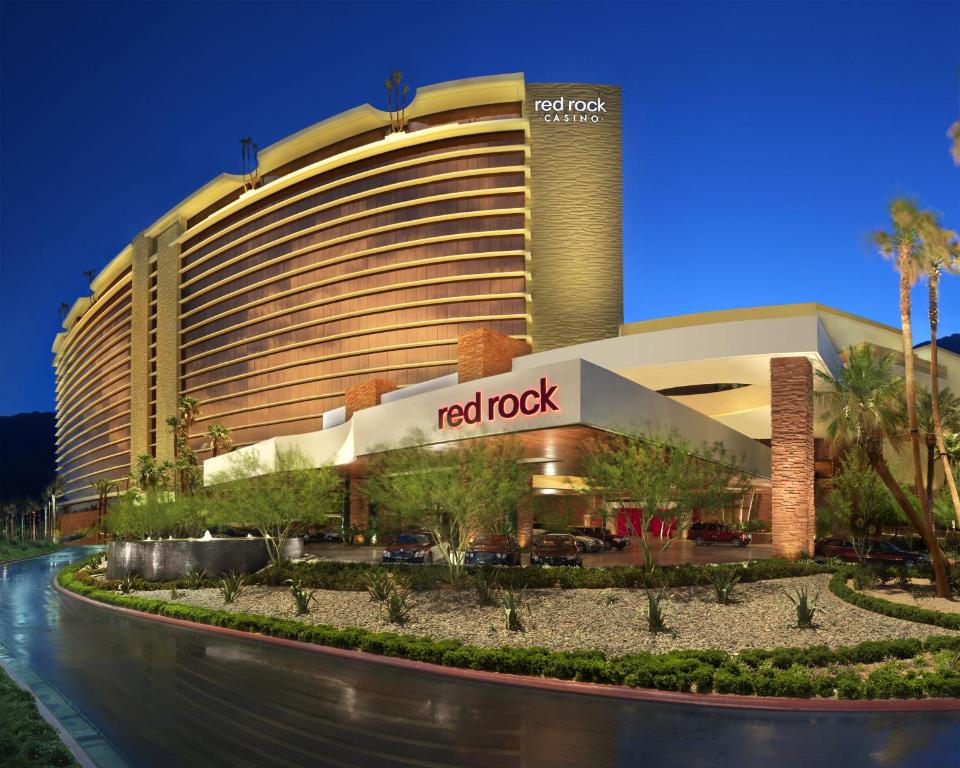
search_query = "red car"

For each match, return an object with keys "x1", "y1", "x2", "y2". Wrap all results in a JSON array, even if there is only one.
[
  {"x1": 814, "y1": 538, "x2": 927, "y2": 566},
  {"x1": 687, "y1": 522, "x2": 751, "y2": 547}
]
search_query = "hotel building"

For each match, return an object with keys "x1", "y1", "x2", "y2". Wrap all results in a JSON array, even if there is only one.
[{"x1": 52, "y1": 73, "x2": 960, "y2": 557}]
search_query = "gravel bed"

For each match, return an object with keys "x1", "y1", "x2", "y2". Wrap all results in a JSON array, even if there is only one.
[
  {"x1": 133, "y1": 574, "x2": 959, "y2": 656},
  {"x1": 860, "y1": 580, "x2": 960, "y2": 615}
]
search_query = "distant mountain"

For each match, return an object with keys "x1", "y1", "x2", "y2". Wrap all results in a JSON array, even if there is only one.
[
  {"x1": 915, "y1": 333, "x2": 960, "y2": 356},
  {"x1": 0, "y1": 411, "x2": 55, "y2": 504}
]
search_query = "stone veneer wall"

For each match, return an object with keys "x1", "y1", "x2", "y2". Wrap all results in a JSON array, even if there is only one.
[
  {"x1": 524, "y1": 83, "x2": 622, "y2": 351},
  {"x1": 344, "y1": 378, "x2": 398, "y2": 420},
  {"x1": 457, "y1": 327, "x2": 531, "y2": 383},
  {"x1": 770, "y1": 357, "x2": 815, "y2": 558}
]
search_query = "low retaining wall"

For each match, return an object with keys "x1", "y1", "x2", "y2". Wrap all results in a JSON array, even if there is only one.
[{"x1": 107, "y1": 537, "x2": 304, "y2": 580}]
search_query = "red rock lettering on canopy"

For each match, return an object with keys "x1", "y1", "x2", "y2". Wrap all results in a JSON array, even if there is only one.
[{"x1": 438, "y1": 378, "x2": 559, "y2": 430}]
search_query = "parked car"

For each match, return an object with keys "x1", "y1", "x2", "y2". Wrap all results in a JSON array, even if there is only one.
[
  {"x1": 571, "y1": 526, "x2": 631, "y2": 550},
  {"x1": 687, "y1": 522, "x2": 752, "y2": 547},
  {"x1": 531, "y1": 534, "x2": 582, "y2": 567},
  {"x1": 464, "y1": 534, "x2": 521, "y2": 566},
  {"x1": 572, "y1": 534, "x2": 604, "y2": 553},
  {"x1": 381, "y1": 532, "x2": 439, "y2": 564},
  {"x1": 814, "y1": 538, "x2": 928, "y2": 566},
  {"x1": 309, "y1": 529, "x2": 343, "y2": 543}
]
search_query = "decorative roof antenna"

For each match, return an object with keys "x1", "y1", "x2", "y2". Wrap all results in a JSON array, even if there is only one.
[
  {"x1": 58, "y1": 302, "x2": 70, "y2": 323},
  {"x1": 241, "y1": 137, "x2": 261, "y2": 192},
  {"x1": 385, "y1": 70, "x2": 411, "y2": 133}
]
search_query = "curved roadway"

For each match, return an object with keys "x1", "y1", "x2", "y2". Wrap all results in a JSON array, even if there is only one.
[{"x1": 2, "y1": 547, "x2": 959, "y2": 768}]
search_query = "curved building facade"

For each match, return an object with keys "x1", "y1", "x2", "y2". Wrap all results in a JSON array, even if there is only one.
[{"x1": 52, "y1": 74, "x2": 623, "y2": 514}]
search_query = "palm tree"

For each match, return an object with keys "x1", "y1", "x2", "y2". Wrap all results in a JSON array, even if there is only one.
[
  {"x1": 90, "y1": 478, "x2": 120, "y2": 539},
  {"x1": 204, "y1": 423, "x2": 233, "y2": 457},
  {"x1": 134, "y1": 454, "x2": 169, "y2": 492},
  {"x1": 873, "y1": 199, "x2": 931, "y2": 529},
  {"x1": 917, "y1": 213, "x2": 960, "y2": 525},
  {"x1": 815, "y1": 345, "x2": 952, "y2": 598},
  {"x1": 917, "y1": 388, "x2": 960, "y2": 510}
]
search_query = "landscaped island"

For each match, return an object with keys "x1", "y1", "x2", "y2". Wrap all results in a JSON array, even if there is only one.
[{"x1": 59, "y1": 556, "x2": 960, "y2": 700}]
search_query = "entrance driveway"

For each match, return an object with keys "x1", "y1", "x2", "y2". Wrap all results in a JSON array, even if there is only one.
[{"x1": 305, "y1": 539, "x2": 774, "y2": 567}]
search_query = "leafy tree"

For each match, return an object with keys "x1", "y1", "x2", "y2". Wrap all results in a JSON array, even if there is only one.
[
  {"x1": 815, "y1": 344, "x2": 952, "y2": 597},
  {"x1": 208, "y1": 446, "x2": 343, "y2": 566},
  {"x1": 365, "y1": 436, "x2": 530, "y2": 582},
  {"x1": 578, "y1": 431, "x2": 747, "y2": 572},
  {"x1": 166, "y1": 396, "x2": 203, "y2": 495},
  {"x1": 819, "y1": 448, "x2": 899, "y2": 560}
]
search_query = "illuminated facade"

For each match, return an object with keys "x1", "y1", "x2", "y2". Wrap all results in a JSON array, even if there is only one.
[{"x1": 51, "y1": 74, "x2": 623, "y2": 514}]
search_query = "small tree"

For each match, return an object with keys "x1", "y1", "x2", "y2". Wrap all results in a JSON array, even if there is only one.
[
  {"x1": 204, "y1": 423, "x2": 233, "y2": 457},
  {"x1": 208, "y1": 446, "x2": 343, "y2": 567},
  {"x1": 89, "y1": 477, "x2": 120, "y2": 540},
  {"x1": 578, "y1": 431, "x2": 747, "y2": 572},
  {"x1": 366, "y1": 436, "x2": 530, "y2": 582},
  {"x1": 133, "y1": 454, "x2": 172, "y2": 492},
  {"x1": 819, "y1": 448, "x2": 899, "y2": 562}
]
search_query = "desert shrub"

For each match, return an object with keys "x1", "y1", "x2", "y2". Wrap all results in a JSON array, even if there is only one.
[
  {"x1": 287, "y1": 578, "x2": 315, "y2": 615},
  {"x1": 500, "y1": 587, "x2": 524, "y2": 631},
  {"x1": 473, "y1": 569, "x2": 499, "y2": 606},
  {"x1": 710, "y1": 567, "x2": 742, "y2": 604},
  {"x1": 365, "y1": 569, "x2": 393, "y2": 603},
  {"x1": 786, "y1": 586, "x2": 821, "y2": 629},
  {"x1": 383, "y1": 584, "x2": 411, "y2": 626},
  {"x1": 645, "y1": 590, "x2": 669, "y2": 633},
  {"x1": 218, "y1": 571, "x2": 245, "y2": 604}
]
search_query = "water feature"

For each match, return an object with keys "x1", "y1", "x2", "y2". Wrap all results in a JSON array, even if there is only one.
[{"x1": 1, "y1": 548, "x2": 958, "y2": 767}]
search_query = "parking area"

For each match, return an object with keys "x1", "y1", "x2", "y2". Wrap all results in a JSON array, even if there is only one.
[{"x1": 304, "y1": 539, "x2": 773, "y2": 567}]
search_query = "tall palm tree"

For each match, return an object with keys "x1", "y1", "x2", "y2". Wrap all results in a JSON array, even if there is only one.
[
  {"x1": 917, "y1": 213, "x2": 960, "y2": 525},
  {"x1": 204, "y1": 423, "x2": 233, "y2": 457},
  {"x1": 873, "y1": 199, "x2": 931, "y2": 530},
  {"x1": 815, "y1": 345, "x2": 951, "y2": 598},
  {"x1": 917, "y1": 387, "x2": 960, "y2": 510}
]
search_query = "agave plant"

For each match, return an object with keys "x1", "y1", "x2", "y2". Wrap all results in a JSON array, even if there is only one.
[
  {"x1": 710, "y1": 567, "x2": 742, "y2": 605},
  {"x1": 786, "y1": 586, "x2": 822, "y2": 629},
  {"x1": 219, "y1": 571, "x2": 246, "y2": 604},
  {"x1": 645, "y1": 589, "x2": 669, "y2": 633},
  {"x1": 500, "y1": 586, "x2": 524, "y2": 631},
  {"x1": 286, "y1": 578, "x2": 316, "y2": 615}
]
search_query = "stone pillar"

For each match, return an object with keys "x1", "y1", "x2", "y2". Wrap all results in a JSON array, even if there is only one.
[
  {"x1": 516, "y1": 501, "x2": 534, "y2": 548},
  {"x1": 129, "y1": 233, "x2": 153, "y2": 463},
  {"x1": 344, "y1": 378, "x2": 397, "y2": 420},
  {"x1": 349, "y1": 478, "x2": 369, "y2": 530},
  {"x1": 457, "y1": 328, "x2": 531, "y2": 384},
  {"x1": 770, "y1": 357, "x2": 815, "y2": 558},
  {"x1": 155, "y1": 221, "x2": 183, "y2": 464}
]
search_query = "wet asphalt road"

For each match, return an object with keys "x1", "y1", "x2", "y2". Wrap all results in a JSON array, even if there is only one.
[{"x1": 1, "y1": 547, "x2": 958, "y2": 768}]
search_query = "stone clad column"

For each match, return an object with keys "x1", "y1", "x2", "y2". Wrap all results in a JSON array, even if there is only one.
[
  {"x1": 129, "y1": 233, "x2": 153, "y2": 464},
  {"x1": 770, "y1": 357, "x2": 815, "y2": 558},
  {"x1": 349, "y1": 478, "x2": 369, "y2": 530},
  {"x1": 457, "y1": 328, "x2": 531, "y2": 383},
  {"x1": 154, "y1": 221, "x2": 184, "y2": 464}
]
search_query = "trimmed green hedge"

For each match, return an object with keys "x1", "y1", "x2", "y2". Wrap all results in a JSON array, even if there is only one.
[
  {"x1": 78, "y1": 556, "x2": 838, "y2": 593},
  {"x1": 0, "y1": 667, "x2": 77, "y2": 768},
  {"x1": 829, "y1": 570, "x2": 960, "y2": 631},
  {"x1": 59, "y1": 561, "x2": 960, "y2": 700}
]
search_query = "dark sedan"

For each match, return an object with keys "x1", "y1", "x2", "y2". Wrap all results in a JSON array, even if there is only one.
[
  {"x1": 381, "y1": 533, "x2": 437, "y2": 564},
  {"x1": 570, "y1": 526, "x2": 631, "y2": 550},
  {"x1": 814, "y1": 538, "x2": 928, "y2": 566},
  {"x1": 530, "y1": 534, "x2": 583, "y2": 567},
  {"x1": 464, "y1": 535, "x2": 521, "y2": 566}
]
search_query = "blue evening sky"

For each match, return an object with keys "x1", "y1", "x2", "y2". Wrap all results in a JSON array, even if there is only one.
[{"x1": 1, "y1": 0, "x2": 957, "y2": 415}]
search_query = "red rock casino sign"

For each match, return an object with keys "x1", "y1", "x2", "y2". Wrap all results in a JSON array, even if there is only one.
[{"x1": 437, "y1": 377, "x2": 560, "y2": 430}]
